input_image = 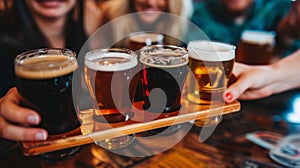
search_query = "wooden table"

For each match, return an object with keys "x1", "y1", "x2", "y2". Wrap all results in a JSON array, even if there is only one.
[{"x1": 1, "y1": 89, "x2": 300, "y2": 167}]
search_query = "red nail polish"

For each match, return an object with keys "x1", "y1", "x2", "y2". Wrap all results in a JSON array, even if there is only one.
[{"x1": 225, "y1": 92, "x2": 233, "y2": 102}]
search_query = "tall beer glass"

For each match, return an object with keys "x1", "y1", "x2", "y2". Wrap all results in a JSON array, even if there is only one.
[
  {"x1": 15, "y1": 48, "x2": 80, "y2": 161},
  {"x1": 84, "y1": 48, "x2": 138, "y2": 149},
  {"x1": 237, "y1": 30, "x2": 275, "y2": 65},
  {"x1": 140, "y1": 45, "x2": 188, "y2": 113},
  {"x1": 139, "y1": 45, "x2": 188, "y2": 134},
  {"x1": 187, "y1": 41, "x2": 235, "y2": 126}
]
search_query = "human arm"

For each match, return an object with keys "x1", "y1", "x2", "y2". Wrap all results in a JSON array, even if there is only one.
[
  {"x1": 224, "y1": 49, "x2": 300, "y2": 102},
  {"x1": 0, "y1": 88, "x2": 47, "y2": 141}
]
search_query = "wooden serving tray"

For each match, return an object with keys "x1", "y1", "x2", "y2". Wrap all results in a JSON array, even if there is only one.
[{"x1": 20, "y1": 99, "x2": 240, "y2": 156}]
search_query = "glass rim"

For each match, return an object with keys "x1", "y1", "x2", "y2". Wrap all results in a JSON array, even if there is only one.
[
  {"x1": 14, "y1": 48, "x2": 77, "y2": 79},
  {"x1": 187, "y1": 41, "x2": 235, "y2": 61},
  {"x1": 188, "y1": 40, "x2": 236, "y2": 52},
  {"x1": 139, "y1": 44, "x2": 189, "y2": 68},
  {"x1": 84, "y1": 48, "x2": 138, "y2": 72},
  {"x1": 15, "y1": 48, "x2": 77, "y2": 66},
  {"x1": 84, "y1": 48, "x2": 137, "y2": 59}
]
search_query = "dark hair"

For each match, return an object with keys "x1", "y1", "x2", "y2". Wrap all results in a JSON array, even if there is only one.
[
  {"x1": 0, "y1": 0, "x2": 87, "y2": 96},
  {"x1": 0, "y1": 0, "x2": 86, "y2": 53}
]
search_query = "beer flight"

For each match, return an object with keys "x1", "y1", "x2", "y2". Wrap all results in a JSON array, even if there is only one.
[{"x1": 14, "y1": 36, "x2": 236, "y2": 160}]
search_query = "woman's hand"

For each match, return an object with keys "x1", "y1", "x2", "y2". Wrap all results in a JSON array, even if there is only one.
[
  {"x1": 224, "y1": 63, "x2": 281, "y2": 102},
  {"x1": 224, "y1": 50, "x2": 300, "y2": 103},
  {"x1": 0, "y1": 88, "x2": 48, "y2": 141}
]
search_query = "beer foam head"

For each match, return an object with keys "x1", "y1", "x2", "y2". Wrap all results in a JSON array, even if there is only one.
[
  {"x1": 188, "y1": 40, "x2": 235, "y2": 61},
  {"x1": 15, "y1": 54, "x2": 78, "y2": 79},
  {"x1": 129, "y1": 32, "x2": 164, "y2": 45},
  {"x1": 139, "y1": 45, "x2": 189, "y2": 68},
  {"x1": 84, "y1": 49, "x2": 138, "y2": 71},
  {"x1": 241, "y1": 30, "x2": 275, "y2": 45}
]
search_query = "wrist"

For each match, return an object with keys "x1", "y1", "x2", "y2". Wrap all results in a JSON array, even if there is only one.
[{"x1": 270, "y1": 54, "x2": 300, "y2": 92}]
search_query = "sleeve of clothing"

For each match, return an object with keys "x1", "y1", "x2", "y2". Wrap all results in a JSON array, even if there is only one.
[
  {"x1": 247, "y1": 0, "x2": 291, "y2": 31},
  {"x1": 186, "y1": 2, "x2": 233, "y2": 43},
  {"x1": 0, "y1": 47, "x2": 17, "y2": 97}
]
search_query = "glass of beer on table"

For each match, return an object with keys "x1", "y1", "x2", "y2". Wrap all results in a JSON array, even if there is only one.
[
  {"x1": 139, "y1": 44, "x2": 189, "y2": 135},
  {"x1": 84, "y1": 48, "x2": 139, "y2": 149},
  {"x1": 236, "y1": 30, "x2": 275, "y2": 65},
  {"x1": 15, "y1": 48, "x2": 80, "y2": 161},
  {"x1": 187, "y1": 40, "x2": 235, "y2": 126}
]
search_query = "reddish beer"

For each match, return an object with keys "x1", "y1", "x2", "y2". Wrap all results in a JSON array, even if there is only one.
[
  {"x1": 84, "y1": 48, "x2": 138, "y2": 149},
  {"x1": 128, "y1": 32, "x2": 164, "y2": 51},
  {"x1": 237, "y1": 30, "x2": 275, "y2": 65}
]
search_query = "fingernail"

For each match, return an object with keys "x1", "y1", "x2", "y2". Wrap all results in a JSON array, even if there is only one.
[
  {"x1": 225, "y1": 92, "x2": 233, "y2": 102},
  {"x1": 27, "y1": 115, "x2": 39, "y2": 124},
  {"x1": 35, "y1": 131, "x2": 47, "y2": 140}
]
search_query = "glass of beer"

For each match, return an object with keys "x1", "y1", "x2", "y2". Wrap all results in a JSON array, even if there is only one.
[
  {"x1": 128, "y1": 32, "x2": 164, "y2": 102},
  {"x1": 236, "y1": 30, "x2": 275, "y2": 65},
  {"x1": 84, "y1": 48, "x2": 139, "y2": 149},
  {"x1": 15, "y1": 48, "x2": 80, "y2": 161},
  {"x1": 139, "y1": 45, "x2": 189, "y2": 134},
  {"x1": 187, "y1": 40, "x2": 235, "y2": 126},
  {"x1": 128, "y1": 32, "x2": 164, "y2": 51}
]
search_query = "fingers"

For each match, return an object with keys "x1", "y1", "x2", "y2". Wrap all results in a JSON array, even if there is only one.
[
  {"x1": 238, "y1": 89, "x2": 272, "y2": 100},
  {"x1": 232, "y1": 63, "x2": 250, "y2": 76},
  {"x1": 0, "y1": 117, "x2": 47, "y2": 141},
  {"x1": 0, "y1": 88, "x2": 41, "y2": 125},
  {"x1": 0, "y1": 88, "x2": 48, "y2": 141},
  {"x1": 223, "y1": 73, "x2": 253, "y2": 103}
]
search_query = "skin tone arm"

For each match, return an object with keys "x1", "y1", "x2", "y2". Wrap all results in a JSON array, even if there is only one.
[
  {"x1": 224, "y1": 49, "x2": 300, "y2": 102},
  {"x1": 0, "y1": 88, "x2": 48, "y2": 141}
]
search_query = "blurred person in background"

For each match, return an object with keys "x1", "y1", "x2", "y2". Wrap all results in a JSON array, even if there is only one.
[
  {"x1": 221, "y1": 1, "x2": 300, "y2": 102},
  {"x1": 188, "y1": 0, "x2": 299, "y2": 61},
  {"x1": 276, "y1": 0, "x2": 300, "y2": 57},
  {"x1": 98, "y1": 0, "x2": 193, "y2": 48},
  {"x1": 0, "y1": 0, "x2": 103, "y2": 142}
]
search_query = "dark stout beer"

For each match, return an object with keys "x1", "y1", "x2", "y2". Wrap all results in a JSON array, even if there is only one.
[
  {"x1": 15, "y1": 48, "x2": 80, "y2": 160},
  {"x1": 139, "y1": 45, "x2": 189, "y2": 113}
]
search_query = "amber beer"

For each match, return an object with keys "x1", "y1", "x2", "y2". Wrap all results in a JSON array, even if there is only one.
[
  {"x1": 84, "y1": 48, "x2": 138, "y2": 149},
  {"x1": 237, "y1": 30, "x2": 275, "y2": 65},
  {"x1": 128, "y1": 32, "x2": 164, "y2": 51},
  {"x1": 187, "y1": 41, "x2": 235, "y2": 104},
  {"x1": 140, "y1": 45, "x2": 189, "y2": 113},
  {"x1": 15, "y1": 48, "x2": 80, "y2": 160}
]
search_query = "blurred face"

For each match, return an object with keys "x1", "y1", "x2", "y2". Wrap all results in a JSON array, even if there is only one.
[
  {"x1": 134, "y1": 0, "x2": 168, "y2": 24},
  {"x1": 25, "y1": 0, "x2": 76, "y2": 20},
  {"x1": 221, "y1": 0, "x2": 254, "y2": 14}
]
